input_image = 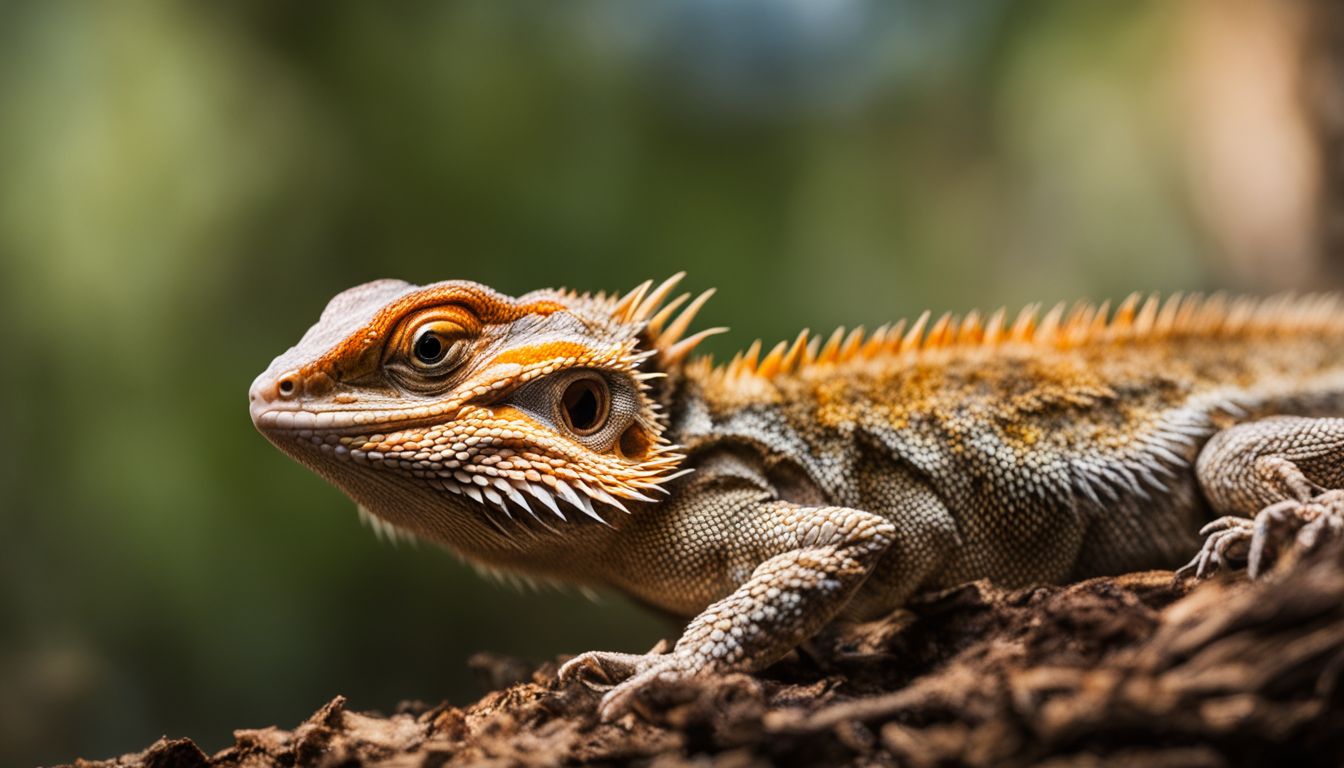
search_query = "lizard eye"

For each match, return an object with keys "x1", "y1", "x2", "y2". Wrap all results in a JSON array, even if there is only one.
[
  {"x1": 408, "y1": 321, "x2": 468, "y2": 371},
  {"x1": 414, "y1": 328, "x2": 447, "y2": 364},
  {"x1": 558, "y1": 375, "x2": 610, "y2": 436}
]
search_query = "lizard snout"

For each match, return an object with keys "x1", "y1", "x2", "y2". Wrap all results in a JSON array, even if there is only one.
[
  {"x1": 249, "y1": 368, "x2": 307, "y2": 430},
  {"x1": 250, "y1": 368, "x2": 300, "y2": 403},
  {"x1": 249, "y1": 367, "x2": 346, "y2": 434}
]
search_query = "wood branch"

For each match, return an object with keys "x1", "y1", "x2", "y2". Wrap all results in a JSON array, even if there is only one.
[{"x1": 68, "y1": 544, "x2": 1344, "y2": 767}]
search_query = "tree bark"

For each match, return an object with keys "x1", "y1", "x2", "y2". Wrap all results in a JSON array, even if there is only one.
[{"x1": 68, "y1": 546, "x2": 1344, "y2": 768}]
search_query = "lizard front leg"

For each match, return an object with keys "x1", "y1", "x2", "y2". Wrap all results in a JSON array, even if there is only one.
[
  {"x1": 1182, "y1": 415, "x2": 1344, "y2": 578},
  {"x1": 560, "y1": 500, "x2": 895, "y2": 720}
]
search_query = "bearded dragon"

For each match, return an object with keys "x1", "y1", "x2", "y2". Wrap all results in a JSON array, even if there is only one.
[{"x1": 249, "y1": 275, "x2": 1344, "y2": 719}]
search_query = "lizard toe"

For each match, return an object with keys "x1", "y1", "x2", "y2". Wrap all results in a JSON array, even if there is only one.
[
  {"x1": 558, "y1": 650, "x2": 660, "y2": 691},
  {"x1": 1179, "y1": 517, "x2": 1254, "y2": 580},
  {"x1": 1186, "y1": 495, "x2": 1344, "y2": 581},
  {"x1": 596, "y1": 660, "x2": 682, "y2": 722}
]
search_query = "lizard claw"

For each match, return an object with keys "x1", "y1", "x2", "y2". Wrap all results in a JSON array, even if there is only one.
[
  {"x1": 1176, "y1": 515, "x2": 1254, "y2": 580},
  {"x1": 1181, "y1": 494, "x2": 1344, "y2": 580},
  {"x1": 593, "y1": 660, "x2": 684, "y2": 721},
  {"x1": 558, "y1": 649, "x2": 690, "y2": 721},
  {"x1": 558, "y1": 650, "x2": 646, "y2": 691}
]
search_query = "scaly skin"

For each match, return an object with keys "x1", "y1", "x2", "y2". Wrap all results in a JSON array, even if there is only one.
[{"x1": 250, "y1": 276, "x2": 1344, "y2": 719}]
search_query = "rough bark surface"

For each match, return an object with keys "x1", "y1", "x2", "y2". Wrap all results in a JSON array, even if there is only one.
[{"x1": 67, "y1": 547, "x2": 1344, "y2": 768}]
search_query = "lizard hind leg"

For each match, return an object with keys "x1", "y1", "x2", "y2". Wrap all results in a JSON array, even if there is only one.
[{"x1": 1182, "y1": 416, "x2": 1344, "y2": 579}]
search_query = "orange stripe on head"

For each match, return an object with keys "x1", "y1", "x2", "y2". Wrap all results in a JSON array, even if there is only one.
[
  {"x1": 302, "y1": 281, "x2": 568, "y2": 380},
  {"x1": 493, "y1": 341, "x2": 607, "y2": 367}
]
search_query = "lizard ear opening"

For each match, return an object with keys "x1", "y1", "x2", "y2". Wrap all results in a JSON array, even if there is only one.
[
  {"x1": 559, "y1": 376, "x2": 611, "y2": 436},
  {"x1": 617, "y1": 424, "x2": 653, "y2": 460},
  {"x1": 507, "y1": 369, "x2": 642, "y2": 456}
]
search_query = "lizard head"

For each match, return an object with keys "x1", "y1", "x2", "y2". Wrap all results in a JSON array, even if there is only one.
[{"x1": 248, "y1": 274, "x2": 720, "y2": 558}]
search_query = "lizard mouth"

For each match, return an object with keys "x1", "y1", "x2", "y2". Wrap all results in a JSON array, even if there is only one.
[
  {"x1": 250, "y1": 403, "x2": 456, "y2": 435},
  {"x1": 252, "y1": 401, "x2": 634, "y2": 533},
  {"x1": 249, "y1": 367, "x2": 465, "y2": 436}
]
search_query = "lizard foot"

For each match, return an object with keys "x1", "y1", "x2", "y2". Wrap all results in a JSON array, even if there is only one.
[
  {"x1": 558, "y1": 648, "x2": 692, "y2": 721},
  {"x1": 1178, "y1": 491, "x2": 1344, "y2": 580}
]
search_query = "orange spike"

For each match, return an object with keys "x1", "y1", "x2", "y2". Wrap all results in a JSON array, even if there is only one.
[
  {"x1": 647, "y1": 293, "x2": 690, "y2": 335},
  {"x1": 1259, "y1": 294, "x2": 1287, "y2": 330},
  {"x1": 1111, "y1": 293, "x2": 1141, "y2": 335},
  {"x1": 957, "y1": 311, "x2": 983, "y2": 345},
  {"x1": 1292, "y1": 297, "x2": 1309, "y2": 328},
  {"x1": 885, "y1": 319, "x2": 907, "y2": 352},
  {"x1": 1174, "y1": 293, "x2": 1201, "y2": 331},
  {"x1": 684, "y1": 356, "x2": 713, "y2": 378},
  {"x1": 840, "y1": 326, "x2": 866, "y2": 361},
  {"x1": 756, "y1": 340, "x2": 790, "y2": 378},
  {"x1": 1225, "y1": 295, "x2": 1256, "y2": 334},
  {"x1": 612, "y1": 279, "x2": 653, "y2": 323},
  {"x1": 805, "y1": 334, "x2": 822, "y2": 364},
  {"x1": 1063, "y1": 302, "x2": 1095, "y2": 345},
  {"x1": 1008, "y1": 304, "x2": 1039, "y2": 343},
  {"x1": 1036, "y1": 302, "x2": 1066, "y2": 344},
  {"x1": 662, "y1": 326, "x2": 727, "y2": 366},
  {"x1": 926, "y1": 313, "x2": 954, "y2": 348},
  {"x1": 1063, "y1": 301, "x2": 1089, "y2": 329},
  {"x1": 1266, "y1": 293, "x2": 1294, "y2": 328},
  {"x1": 1281, "y1": 292, "x2": 1303, "y2": 323},
  {"x1": 861, "y1": 324, "x2": 890, "y2": 359},
  {"x1": 658, "y1": 288, "x2": 716, "y2": 348},
  {"x1": 1133, "y1": 294, "x2": 1159, "y2": 336},
  {"x1": 818, "y1": 327, "x2": 846, "y2": 364},
  {"x1": 1197, "y1": 292, "x2": 1228, "y2": 333},
  {"x1": 1155, "y1": 292, "x2": 1182, "y2": 335},
  {"x1": 781, "y1": 329, "x2": 810, "y2": 373},
  {"x1": 1088, "y1": 300, "x2": 1110, "y2": 338},
  {"x1": 983, "y1": 308, "x2": 1006, "y2": 346},
  {"x1": 725, "y1": 350, "x2": 745, "y2": 377},
  {"x1": 741, "y1": 339, "x2": 763, "y2": 372},
  {"x1": 634, "y1": 272, "x2": 686, "y2": 323},
  {"x1": 901, "y1": 311, "x2": 931, "y2": 353}
]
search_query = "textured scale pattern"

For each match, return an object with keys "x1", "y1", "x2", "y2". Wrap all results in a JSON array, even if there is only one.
[{"x1": 250, "y1": 275, "x2": 1344, "y2": 720}]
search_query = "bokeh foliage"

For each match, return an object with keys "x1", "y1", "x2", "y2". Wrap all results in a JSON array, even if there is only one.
[{"x1": 0, "y1": 1, "x2": 1272, "y2": 764}]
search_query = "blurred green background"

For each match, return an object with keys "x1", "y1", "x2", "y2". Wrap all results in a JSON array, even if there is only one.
[{"x1": 0, "y1": 1, "x2": 1331, "y2": 764}]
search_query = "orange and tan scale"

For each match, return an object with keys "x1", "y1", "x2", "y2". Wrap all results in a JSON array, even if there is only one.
[{"x1": 249, "y1": 273, "x2": 1344, "y2": 720}]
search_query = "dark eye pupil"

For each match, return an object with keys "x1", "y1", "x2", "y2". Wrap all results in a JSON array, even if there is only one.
[{"x1": 415, "y1": 333, "x2": 445, "y2": 364}]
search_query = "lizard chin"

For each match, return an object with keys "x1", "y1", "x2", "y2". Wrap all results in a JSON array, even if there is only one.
[{"x1": 247, "y1": 418, "x2": 515, "y2": 551}]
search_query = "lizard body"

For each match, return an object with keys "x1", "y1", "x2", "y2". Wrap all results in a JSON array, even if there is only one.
[{"x1": 250, "y1": 276, "x2": 1344, "y2": 717}]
